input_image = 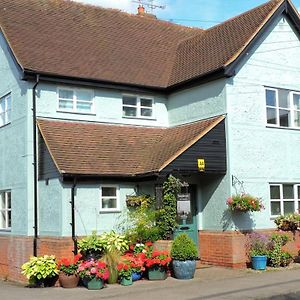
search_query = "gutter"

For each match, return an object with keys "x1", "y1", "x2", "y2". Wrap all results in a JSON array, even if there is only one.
[
  {"x1": 32, "y1": 74, "x2": 40, "y2": 257},
  {"x1": 70, "y1": 177, "x2": 78, "y2": 255}
]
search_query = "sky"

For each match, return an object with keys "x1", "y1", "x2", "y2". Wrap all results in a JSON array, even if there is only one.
[{"x1": 74, "y1": 0, "x2": 300, "y2": 28}]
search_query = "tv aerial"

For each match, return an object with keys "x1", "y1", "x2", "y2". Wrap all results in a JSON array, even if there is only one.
[{"x1": 132, "y1": 0, "x2": 165, "y2": 14}]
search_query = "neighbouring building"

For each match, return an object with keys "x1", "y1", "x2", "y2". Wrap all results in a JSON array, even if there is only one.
[{"x1": 0, "y1": 0, "x2": 300, "y2": 281}]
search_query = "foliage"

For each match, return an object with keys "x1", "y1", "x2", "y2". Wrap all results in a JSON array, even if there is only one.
[
  {"x1": 274, "y1": 213, "x2": 300, "y2": 231},
  {"x1": 226, "y1": 193, "x2": 264, "y2": 212},
  {"x1": 129, "y1": 241, "x2": 153, "y2": 255},
  {"x1": 100, "y1": 231, "x2": 129, "y2": 253},
  {"x1": 126, "y1": 194, "x2": 153, "y2": 208},
  {"x1": 21, "y1": 255, "x2": 59, "y2": 283},
  {"x1": 102, "y1": 248, "x2": 121, "y2": 284},
  {"x1": 57, "y1": 254, "x2": 82, "y2": 276},
  {"x1": 124, "y1": 202, "x2": 162, "y2": 243},
  {"x1": 144, "y1": 250, "x2": 171, "y2": 268},
  {"x1": 77, "y1": 259, "x2": 109, "y2": 280},
  {"x1": 117, "y1": 259, "x2": 133, "y2": 280},
  {"x1": 171, "y1": 233, "x2": 198, "y2": 261},
  {"x1": 245, "y1": 232, "x2": 272, "y2": 257},
  {"x1": 77, "y1": 231, "x2": 107, "y2": 257},
  {"x1": 157, "y1": 175, "x2": 183, "y2": 239},
  {"x1": 267, "y1": 233, "x2": 291, "y2": 267}
]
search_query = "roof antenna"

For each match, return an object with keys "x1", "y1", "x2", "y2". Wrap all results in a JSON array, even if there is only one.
[{"x1": 132, "y1": 0, "x2": 165, "y2": 14}]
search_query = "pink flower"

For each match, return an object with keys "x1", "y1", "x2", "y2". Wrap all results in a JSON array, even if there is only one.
[{"x1": 90, "y1": 267, "x2": 97, "y2": 274}]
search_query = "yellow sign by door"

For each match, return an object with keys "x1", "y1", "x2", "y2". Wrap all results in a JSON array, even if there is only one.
[{"x1": 197, "y1": 159, "x2": 205, "y2": 172}]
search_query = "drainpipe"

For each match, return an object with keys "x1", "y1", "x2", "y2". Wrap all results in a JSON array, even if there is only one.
[
  {"x1": 71, "y1": 177, "x2": 78, "y2": 254},
  {"x1": 32, "y1": 74, "x2": 40, "y2": 257}
]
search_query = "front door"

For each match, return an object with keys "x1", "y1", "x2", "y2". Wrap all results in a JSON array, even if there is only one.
[{"x1": 174, "y1": 185, "x2": 199, "y2": 249}]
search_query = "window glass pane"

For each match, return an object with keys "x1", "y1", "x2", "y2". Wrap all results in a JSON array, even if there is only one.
[
  {"x1": 59, "y1": 100, "x2": 73, "y2": 110},
  {"x1": 293, "y1": 94, "x2": 300, "y2": 110},
  {"x1": 102, "y1": 187, "x2": 116, "y2": 197},
  {"x1": 7, "y1": 192, "x2": 11, "y2": 209},
  {"x1": 278, "y1": 94, "x2": 288, "y2": 108},
  {"x1": 267, "y1": 108, "x2": 277, "y2": 124},
  {"x1": 102, "y1": 198, "x2": 117, "y2": 209},
  {"x1": 0, "y1": 114, "x2": 3, "y2": 127},
  {"x1": 6, "y1": 110, "x2": 11, "y2": 124},
  {"x1": 283, "y1": 201, "x2": 295, "y2": 214},
  {"x1": 8, "y1": 211, "x2": 11, "y2": 228},
  {"x1": 140, "y1": 98, "x2": 152, "y2": 107},
  {"x1": 141, "y1": 108, "x2": 152, "y2": 117},
  {"x1": 76, "y1": 90, "x2": 91, "y2": 102},
  {"x1": 279, "y1": 109, "x2": 289, "y2": 127},
  {"x1": 294, "y1": 111, "x2": 300, "y2": 127},
  {"x1": 270, "y1": 186, "x2": 280, "y2": 199},
  {"x1": 123, "y1": 106, "x2": 137, "y2": 117},
  {"x1": 283, "y1": 184, "x2": 294, "y2": 199},
  {"x1": 298, "y1": 186, "x2": 300, "y2": 199},
  {"x1": 76, "y1": 101, "x2": 92, "y2": 112},
  {"x1": 271, "y1": 201, "x2": 281, "y2": 215},
  {"x1": 266, "y1": 89, "x2": 276, "y2": 106},
  {"x1": 0, "y1": 99, "x2": 5, "y2": 114},
  {"x1": 6, "y1": 95, "x2": 11, "y2": 110},
  {"x1": 123, "y1": 96, "x2": 137, "y2": 106},
  {"x1": 1, "y1": 193, "x2": 5, "y2": 209},
  {"x1": 0, "y1": 211, "x2": 5, "y2": 228},
  {"x1": 59, "y1": 90, "x2": 73, "y2": 99}
]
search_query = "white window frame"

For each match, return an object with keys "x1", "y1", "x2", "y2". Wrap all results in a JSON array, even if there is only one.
[
  {"x1": 290, "y1": 91, "x2": 300, "y2": 128},
  {"x1": 99, "y1": 185, "x2": 120, "y2": 212},
  {"x1": 0, "y1": 190, "x2": 11, "y2": 230},
  {"x1": 57, "y1": 87, "x2": 95, "y2": 114},
  {"x1": 270, "y1": 183, "x2": 300, "y2": 217},
  {"x1": 0, "y1": 93, "x2": 11, "y2": 127},
  {"x1": 122, "y1": 94, "x2": 154, "y2": 119}
]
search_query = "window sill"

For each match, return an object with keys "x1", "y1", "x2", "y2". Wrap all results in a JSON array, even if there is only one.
[
  {"x1": 266, "y1": 125, "x2": 300, "y2": 131},
  {"x1": 122, "y1": 116, "x2": 156, "y2": 121},
  {"x1": 0, "y1": 229, "x2": 11, "y2": 234},
  {"x1": 0, "y1": 122, "x2": 11, "y2": 129},
  {"x1": 57, "y1": 110, "x2": 96, "y2": 116},
  {"x1": 99, "y1": 210, "x2": 121, "y2": 214}
]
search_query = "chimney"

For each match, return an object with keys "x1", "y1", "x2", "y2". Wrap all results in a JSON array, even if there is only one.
[{"x1": 137, "y1": 5, "x2": 145, "y2": 15}]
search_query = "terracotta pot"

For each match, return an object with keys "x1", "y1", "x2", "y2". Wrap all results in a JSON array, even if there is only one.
[{"x1": 59, "y1": 272, "x2": 79, "y2": 288}]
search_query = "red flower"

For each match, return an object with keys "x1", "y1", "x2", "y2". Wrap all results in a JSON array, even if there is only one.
[{"x1": 145, "y1": 241, "x2": 153, "y2": 247}]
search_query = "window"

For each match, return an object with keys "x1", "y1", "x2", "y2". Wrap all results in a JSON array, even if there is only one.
[
  {"x1": 0, "y1": 191, "x2": 11, "y2": 230},
  {"x1": 265, "y1": 88, "x2": 300, "y2": 128},
  {"x1": 100, "y1": 186, "x2": 120, "y2": 212},
  {"x1": 122, "y1": 95, "x2": 153, "y2": 118},
  {"x1": 270, "y1": 184, "x2": 300, "y2": 216},
  {"x1": 58, "y1": 88, "x2": 93, "y2": 114},
  {"x1": 0, "y1": 93, "x2": 11, "y2": 127}
]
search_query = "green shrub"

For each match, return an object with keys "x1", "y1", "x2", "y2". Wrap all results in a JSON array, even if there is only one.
[
  {"x1": 77, "y1": 231, "x2": 107, "y2": 258},
  {"x1": 171, "y1": 233, "x2": 198, "y2": 261},
  {"x1": 267, "y1": 233, "x2": 291, "y2": 267},
  {"x1": 100, "y1": 231, "x2": 129, "y2": 253},
  {"x1": 274, "y1": 213, "x2": 300, "y2": 231},
  {"x1": 21, "y1": 255, "x2": 59, "y2": 284}
]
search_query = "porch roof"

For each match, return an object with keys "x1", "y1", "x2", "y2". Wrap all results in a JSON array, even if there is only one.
[{"x1": 37, "y1": 116, "x2": 225, "y2": 178}]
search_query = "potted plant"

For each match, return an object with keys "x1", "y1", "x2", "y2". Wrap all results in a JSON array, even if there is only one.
[
  {"x1": 246, "y1": 232, "x2": 271, "y2": 270},
  {"x1": 77, "y1": 231, "x2": 107, "y2": 260},
  {"x1": 21, "y1": 255, "x2": 59, "y2": 287},
  {"x1": 226, "y1": 193, "x2": 264, "y2": 212},
  {"x1": 117, "y1": 260, "x2": 133, "y2": 286},
  {"x1": 171, "y1": 233, "x2": 198, "y2": 279},
  {"x1": 145, "y1": 250, "x2": 171, "y2": 280},
  {"x1": 77, "y1": 259, "x2": 109, "y2": 290},
  {"x1": 57, "y1": 254, "x2": 82, "y2": 288},
  {"x1": 102, "y1": 248, "x2": 121, "y2": 284}
]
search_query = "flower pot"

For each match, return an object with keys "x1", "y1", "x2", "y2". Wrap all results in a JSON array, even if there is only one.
[
  {"x1": 58, "y1": 272, "x2": 79, "y2": 288},
  {"x1": 147, "y1": 266, "x2": 167, "y2": 280},
  {"x1": 251, "y1": 255, "x2": 267, "y2": 270},
  {"x1": 83, "y1": 277, "x2": 104, "y2": 290},
  {"x1": 172, "y1": 260, "x2": 196, "y2": 280},
  {"x1": 132, "y1": 272, "x2": 143, "y2": 281},
  {"x1": 34, "y1": 275, "x2": 58, "y2": 287},
  {"x1": 120, "y1": 277, "x2": 133, "y2": 286}
]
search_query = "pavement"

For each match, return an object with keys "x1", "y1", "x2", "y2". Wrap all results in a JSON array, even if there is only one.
[{"x1": 2, "y1": 265, "x2": 300, "y2": 300}]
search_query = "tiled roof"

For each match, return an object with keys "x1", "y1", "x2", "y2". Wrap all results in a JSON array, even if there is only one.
[
  {"x1": 0, "y1": 0, "x2": 289, "y2": 88},
  {"x1": 37, "y1": 116, "x2": 225, "y2": 176}
]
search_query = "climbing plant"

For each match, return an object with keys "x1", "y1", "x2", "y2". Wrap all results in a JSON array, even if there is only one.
[{"x1": 157, "y1": 175, "x2": 183, "y2": 239}]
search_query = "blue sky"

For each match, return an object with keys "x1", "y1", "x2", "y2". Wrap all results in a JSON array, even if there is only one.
[{"x1": 76, "y1": 0, "x2": 300, "y2": 28}]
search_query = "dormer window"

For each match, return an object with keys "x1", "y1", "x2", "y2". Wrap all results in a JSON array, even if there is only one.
[
  {"x1": 122, "y1": 95, "x2": 154, "y2": 119},
  {"x1": 58, "y1": 88, "x2": 94, "y2": 114}
]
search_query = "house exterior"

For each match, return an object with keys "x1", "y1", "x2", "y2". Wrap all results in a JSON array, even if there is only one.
[{"x1": 0, "y1": 0, "x2": 300, "y2": 281}]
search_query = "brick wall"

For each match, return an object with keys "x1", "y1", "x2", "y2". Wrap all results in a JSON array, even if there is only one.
[
  {"x1": 0, "y1": 236, "x2": 74, "y2": 282},
  {"x1": 199, "y1": 229, "x2": 300, "y2": 269}
]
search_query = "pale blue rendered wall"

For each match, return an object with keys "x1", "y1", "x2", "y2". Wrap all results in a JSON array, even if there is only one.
[
  {"x1": 36, "y1": 83, "x2": 168, "y2": 127},
  {"x1": 226, "y1": 15, "x2": 300, "y2": 230},
  {"x1": 167, "y1": 79, "x2": 226, "y2": 126},
  {"x1": 0, "y1": 32, "x2": 31, "y2": 235}
]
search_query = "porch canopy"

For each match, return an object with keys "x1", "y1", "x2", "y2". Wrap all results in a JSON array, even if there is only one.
[{"x1": 37, "y1": 115, "x2": 226, "y2": 180}]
